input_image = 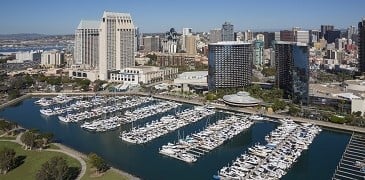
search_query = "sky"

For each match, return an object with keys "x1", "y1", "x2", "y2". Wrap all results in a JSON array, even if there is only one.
[{"x1": 1, "y1": 0, "x2": 364, "y2": 35}]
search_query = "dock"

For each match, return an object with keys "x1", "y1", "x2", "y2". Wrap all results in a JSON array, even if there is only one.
[{"x1": 333, "y1": 133, "x2": 365, "y2": 180}]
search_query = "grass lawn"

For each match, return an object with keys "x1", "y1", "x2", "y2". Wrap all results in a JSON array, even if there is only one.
[
  {"x1": 81, "y1": 160, "x2": 128, "y2": 180},
  {"x1": 0, "y1": 136, "x2": 16, "y2": 140},
  {"x1": 0, "y1": 141, "x2": 81, "y2": 180}
]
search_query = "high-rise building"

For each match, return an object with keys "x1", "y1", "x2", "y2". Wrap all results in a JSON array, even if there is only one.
[
  {"x1": 182, "y1": 28, "x2": 193, "y2": 52},
  {"x1": 309, "y1": 30, "x2": 320, "y2": 44},
  {"x1": 99, "y1": 11, "x2": 135, "y2": 80},
  {"x1": 244, "y1": 30, "x2": 254, "y2": 41},
  {"x1": 359, "y1": 18, "x2": 365, "y2": 73},
  {"x1": 143, "y1": 36, "x2": 160, "y2": 52},
  {"x1": 321, "y1": 25, "x2": 334, "y2": 39},
  {"x1": 183, "y1": 28, "x2": 192, "y2": 36},
  {"x1": 209, "y1": 29, "x2": 222, "y2": 43},
  {"x1": 254, "y1": 40, "x2": 264, "y2": 67},
  {"x1": 274, "y1": 32, "x2": 281, "y2": 41},
  {"x1": 222, "y1": 22, "x2": 234, "y2": 41},
  {"x1": 184, "y1": 35, "x2": 197, "y2": 54},
  {"x1": 347, "y1": 25, "x2": 357, "y2": 40},
  {"x1": 294, "y1": 30, "x2": 309, "y2": 44},
  {"x1": 274, "y1": 41, "x2": 309, "y2": 105},
  {"x1": 162, "y1": 28, "x2": 178, "y2": 53},
  {"x1": 280, "y1": 30, "x2": 294, "y2": 42},
  {"x1": 135, "y1": 27, "x2": 140, "y2": 52},
  {"x1": 208, "y1": 41, "x2": 253, "y2": 90},
  {"x1": 41, "y1": 50, "x2": 65, "y2": 68},
  {"x1": 74, "y1": 20, "x2": 100, "y2": 69},
  {"x1": 325, "y1": 30, "x2": 341, "y2": 43}
]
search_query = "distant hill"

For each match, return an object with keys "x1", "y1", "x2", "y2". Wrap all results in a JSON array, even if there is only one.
[{"x1": 0, "y1": 33, "x2": 49, "y2": 40}]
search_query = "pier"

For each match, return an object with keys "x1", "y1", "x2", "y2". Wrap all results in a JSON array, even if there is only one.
[{"x1": 333, "y1": 133, "x2": 365, "y2": 180}]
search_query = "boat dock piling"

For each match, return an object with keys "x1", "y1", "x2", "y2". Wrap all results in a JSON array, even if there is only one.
[{"x1": 333, "y1": 133, "x2": 365, "y2": 180}]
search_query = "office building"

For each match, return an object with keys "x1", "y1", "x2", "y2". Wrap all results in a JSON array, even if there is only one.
[
  {"x1": 135, "y1": 27, "x2": 140, "y2": 52},
  {"x1": 310, "y1": 30, "x2": 320, "y2": 44},
  {"x1": 321, "y1": 25, "x2": 334, "y2": 39},
  {"x1": 183, "y1": 28, "x2": 192, "y2": 36},
  {"x1": 74, "y1": 20, "x2": 100, "y2": 69},
  {"x1": 274, "y1": 41, "x2": 309, "y2": 105},
  {"x1": 162, "y1": 28, "x2": 178, "y2": 53},
  {"x1": 244, "y1": 30, "x2": 254, "y2": 41},
  {"x1": 143, "y1": 36, "x2": 160, "y2": 52},
  {"x1": 274, "y1": 32, "x2": 281, "y2": 41},
  {"x1": 254, "y1": 40, "x2": 264, "y2": 67},
  {"x1": 347, "y1": 25, "x2": 357, "y2": 40},
  {"x1": 182, "y1": 28, "x2": 193, "y2": 51},
  {"x1": 208, "y1": 41, "x2": 253, "y2": 90},
  {"x1": 359, "y1": 18, "x2": 365, "y2": 73},
  {"x1": 184, "y1": 35, "x2": 197, "y2": 54},
  {"x1": 16, "y1": 50, "x2": 42, "y2": 62},
  {"x1": 156, "y1": 53, "x2": 195, "y2": 68},
  {"x1": 294, "y1": 30, "x2": 310, "y2": 44},
  {"x1": 99, "y1": 11, "x2": 135, "y2": 80},
  {"x1": 325, "y1": 30, "x2": 341, "y2": 43},
  {"x1": 222, "y1": 22, "x2": 234, "y2": 41},
  {"x1": 280, "y1": 30, "x2": 294, "y2": 42},
  {"x1": 209, "y1": 29, "x2": 222, "y2": 43},
  {"x1": 41, "y1": 50, "x2": 65, "y2": 68}
]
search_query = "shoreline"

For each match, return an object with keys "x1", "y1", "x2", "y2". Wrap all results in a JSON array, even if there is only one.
[{"x1": 4, "y1": 92, "x2": 365, "y2": 134}]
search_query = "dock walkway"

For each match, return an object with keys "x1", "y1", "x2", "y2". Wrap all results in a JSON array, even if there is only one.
[{"x1": 333, "y1": 133, "x2": 365, "y2": 180}]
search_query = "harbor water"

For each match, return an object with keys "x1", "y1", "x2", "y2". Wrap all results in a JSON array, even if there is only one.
[{"x1": 0, "y1": 98, "x2": 350, "y2": 180}]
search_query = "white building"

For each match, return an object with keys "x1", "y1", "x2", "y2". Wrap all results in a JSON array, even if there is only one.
[
  {"x1": 110, "y1": 66, "x2": 178, "y2": 85},
  {"x1": 41, "y1": 50, "x2": 65, "y2": 67},
  {"x1": 15, "y1": 50, "x2": 42, "y2": 62},
  {"x1": 174, "y1": 71, "x2": 207, "y2": 92},
  {"x1": 99, "y1": 11, "x2": 135, "y2": 80},
  {"x1": 74, "y1": 20, "x2": 100, "y2": 69},
  {"x1": 295, "y1": 30, "x2": 309, "y2": 44}
]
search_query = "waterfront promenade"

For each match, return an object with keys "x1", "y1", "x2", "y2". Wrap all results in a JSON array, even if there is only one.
[{"x1": 6, "y1": 92, "x2": 365, "y2": 133}]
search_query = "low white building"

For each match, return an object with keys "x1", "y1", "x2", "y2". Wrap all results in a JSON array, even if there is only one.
[
  {"x1": 110, "y1": 66, "x2": 178, "y2": 85},
  {"x1": 16, "y1": 50, "x2": 42, "y2": 62},
  {"x1": 68, "y1": 69, "x2": 99, "y2": 82},
  {"x1": 173, "y1": 71, "x2": 208, "y2": 92}
]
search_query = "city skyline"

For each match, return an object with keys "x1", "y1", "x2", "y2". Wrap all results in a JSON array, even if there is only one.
[{"x1": 1, "y1": 0, "x2": 365, "y2": 35}]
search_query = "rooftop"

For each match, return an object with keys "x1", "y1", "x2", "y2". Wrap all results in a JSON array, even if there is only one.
[
  {"x1": 77, "y1": 20, "x2": 100, "y2": 29},
  {"x1": 275, "y1": 41, "x2": 308, "y2": 46},
  {"x1": 222, "y1": 91, "x2": 262, "y2": 107},
  {"x1": 209, "y1": 41, "x2": 252, "y2": 45}
]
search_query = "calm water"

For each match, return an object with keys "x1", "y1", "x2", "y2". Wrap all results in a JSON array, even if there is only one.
[{"x1": 0, "y1": 98, "x2": 350, "y2": 180}]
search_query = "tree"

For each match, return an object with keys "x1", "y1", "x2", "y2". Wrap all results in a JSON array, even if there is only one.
[
  {"x1": 88, "y1": 153, "x2": 108, "y2": 174},
  {"x1": 36, "y1": 156, "x2": 69, "y2": 180},
  {"x1": 39, "y1": 132, "x2": 54, "y2": 147},
  {"x1": 0, "y1": 148, "x2": 16, "y2": 174},
  {"x1": 20, "y1": 131, "x2": 37, "y2": 150}
]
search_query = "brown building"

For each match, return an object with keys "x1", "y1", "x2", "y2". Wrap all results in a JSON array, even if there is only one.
[
  {"x1": 156, "y1": 53, "x2": 195, "y2": 68},
  {"x1": 184, "y1": 35, "x2": 197, "y2": 55},
  {"x1": 280, "y1": 30, "x2": 294, "y2": 42}
]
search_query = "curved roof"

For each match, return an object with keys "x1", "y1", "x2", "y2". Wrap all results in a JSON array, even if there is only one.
[{"x1": 223, "y1": 91, "x2": 262, "y2": 106}]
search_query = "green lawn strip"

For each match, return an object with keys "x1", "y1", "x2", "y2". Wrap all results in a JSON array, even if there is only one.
[
  {"x1": 81, "y1": 158, "x2": 128, "y2": 180},
  {"x1": 0, "y1": 136, "x2": 16, "y2": 140},
  {"x1": 0, "y1": 141, "x2": 81, "y2": 180}
]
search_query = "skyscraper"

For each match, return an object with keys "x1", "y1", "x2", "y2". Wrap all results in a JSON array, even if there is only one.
[
  {"x1": 222, "y1": 22, "x2": 234, "y2": 41},
  {"x1": 162, "y1": 28, "x2": 178, "y2": 53},
  {"x1": 325, "y1": 30, "x2": 341, "y2": 43},
  {"x1": 294, "y1": 30, "x2": 309, "y2": 44},
  {"x1": 208, "y1": 42, "x2": 253, "y2": 90},
  {"x1": 74, "y1": 20, "x2": 100, "y2": 69},
  {"x1": 254, "y1": 40, "x2": 264, "y2": 67},
  {"x1": 280, "y1": 30, "x2": 294, "y2": 42},
  {"x1": 184, "y1": 35, "x2": 197, "y2": 54},
  {"x1": 99, "y1": 11, "x2": 135, "y2": 80},
  {"x1": 209, "y1": 29, "x2": 222, "y2": 43},
  {"x1": 321, "y1": 25, "x2": 334, "y2": 39},
  {"x1": 143, "y1": 36, "x2": 160, "y2": 52},
  {"x1": 359, "y1": 18, "x2": 365, "y2": 73},
  {"x1": 274, "y1": 41, "x2": 309, "y2": 105},
  {"x1": 182, "y1": 28, "x2": 193, "y2": 52},
  {"x1": 347, "y1": 25, "x2": 357, "y2": 40}
]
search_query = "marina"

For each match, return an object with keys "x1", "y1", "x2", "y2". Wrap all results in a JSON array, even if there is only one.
[
  {"x1": 333, "y1": 133, "x2": 365, "y2": 180},
  {"x1": 159, "y1": 115, "x2": 254, "y2": 163},
  {"x1": 120, "y1": 106, "x2": 215, "y2": 144},
  {"x1": 0, "y1": 97, "x2": 352, "y2": 180},
  {"x1": 216, "y1": 119, "x2": 321, "y2": 180}
]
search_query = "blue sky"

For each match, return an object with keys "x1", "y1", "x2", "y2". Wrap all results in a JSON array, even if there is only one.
[{"x1": 1, "y1": 0, "x2": 364, "y2": 34}]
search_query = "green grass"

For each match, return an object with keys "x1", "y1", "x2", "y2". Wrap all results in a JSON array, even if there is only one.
[
  {"x1": 81, "y1": 160, "x2": 128, "y2": 180},
  {"x1": 47, "y1": 143, "x2": 61, "y2": 150},
  {"x1": 0, "y1": 141, "x2": 81, "y2": 180},
  {"x1": 0, "y1": 136, "x2": 16, "y2": 140}
]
